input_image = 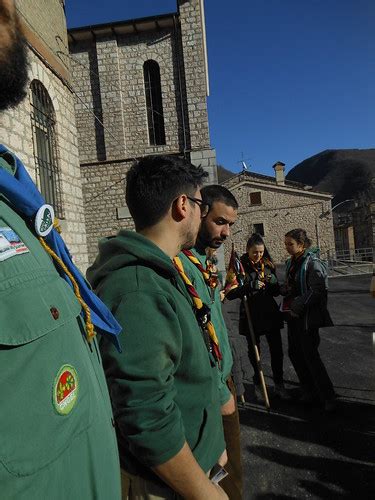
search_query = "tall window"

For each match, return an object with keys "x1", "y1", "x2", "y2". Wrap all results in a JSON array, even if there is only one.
[
  {"x1": 30, "y1": 80, "x2": 63, "y2": 217},
  {"x1": 143, "y1": 60, "x2": 166, "y2": 146}
]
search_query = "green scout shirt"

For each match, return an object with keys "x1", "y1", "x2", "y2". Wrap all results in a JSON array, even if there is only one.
[
  {"x1": 87, "y1": 230, "x2": 225, "y2": 482},
  {"x1": 179, "y1": 247, "x2": 233, "y2": 406},
  {"x1": 0, "y1": 153, "x2": 121, "y2": 499}
]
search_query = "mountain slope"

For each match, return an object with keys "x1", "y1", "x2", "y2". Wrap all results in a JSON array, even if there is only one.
[{"x1": 287, "y1": 149, "x2": 375, "y2": 204}]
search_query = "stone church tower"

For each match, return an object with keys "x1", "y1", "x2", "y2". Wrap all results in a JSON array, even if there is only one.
[{"x1": 68, "y1": 0, "x2": 217, "y2": 264}]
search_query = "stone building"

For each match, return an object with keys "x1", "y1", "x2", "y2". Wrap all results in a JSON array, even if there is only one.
[
  {"x1": 0, "y1": 0, "x2": 89, "y2": 269},
  {"x1": 331, "y1": 178, "x2": 374, "y2": 259},
  {"x1": 221, "y1": 162, "x2": 335, "y2": 263},
  {"x1": 68, "y1": 0, "x2": 217, "y2": 264},
  {"x1": 349, "y1": 180, "x2": 375, "y2": 256}
]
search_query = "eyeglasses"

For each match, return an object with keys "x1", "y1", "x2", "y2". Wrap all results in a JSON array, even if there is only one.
[{"x1": 187, "y1": 196, "x2": 210, "y2": 217}]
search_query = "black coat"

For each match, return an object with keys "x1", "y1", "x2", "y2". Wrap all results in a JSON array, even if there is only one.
[{"x1": 226, "y1": 255, "x2": 283, "y2": 337}]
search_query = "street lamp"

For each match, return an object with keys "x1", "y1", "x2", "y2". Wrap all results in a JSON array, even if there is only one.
[{"x1": 319, "y1": 199, "x2": 355, "y2": 219}]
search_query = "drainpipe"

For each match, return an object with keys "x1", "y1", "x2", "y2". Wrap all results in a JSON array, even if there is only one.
[{"x1": 173, "y1": 14, "x2": 188, "y2": 156}]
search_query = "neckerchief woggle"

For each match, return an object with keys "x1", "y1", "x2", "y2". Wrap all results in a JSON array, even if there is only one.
[{"x1": 0, "y1": 144, "x2": 121, "y2": 351}]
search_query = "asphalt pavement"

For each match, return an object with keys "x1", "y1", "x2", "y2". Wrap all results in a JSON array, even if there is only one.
[{"x1": 240, "y1": 274, "x2": 375, "y2": 500}]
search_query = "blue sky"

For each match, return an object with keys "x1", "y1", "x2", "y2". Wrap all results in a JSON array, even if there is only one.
[{"x1": 67, "y1": 0, "x2": 375, "y2": 176}]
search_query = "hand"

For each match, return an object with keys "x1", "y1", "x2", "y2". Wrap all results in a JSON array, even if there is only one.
[
  {"x1": 220, "y1": 290, "x2": 226, "y2": 302},
  {"x1": 268, "y1": 274, "x2": 277, "y2": 285},
  {"x1": 221, "y1": 394, "x2": 235, "y2": 416},
  {"x1": 289, "y1": 310, "x2": 299, "y2": 318},
  {"x1": 255, "y1": 279, "x2": 265, "y2": 290},
  {"x1": 217, "y1": 449, "x2": 228, "y2": 467}
]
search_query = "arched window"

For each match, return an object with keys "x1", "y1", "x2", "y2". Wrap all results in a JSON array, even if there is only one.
[
  {"x1": 30, "y1": 80, "x2": 63, "y2": 217},
  {"x1": 143, "y1": 60, "x2": 166, "y2": 146}
]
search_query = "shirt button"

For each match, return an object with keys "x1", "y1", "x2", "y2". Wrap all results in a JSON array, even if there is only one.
[{"x1": 50, "y1": 307, "x2": 60, "y2": 320}]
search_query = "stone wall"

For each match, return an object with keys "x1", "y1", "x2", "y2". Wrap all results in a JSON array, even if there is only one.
[
  {"x1": 222, "y1": 175, "x2": 335, "y2": 263},
  {"x1": 178, "y1": 0, "x2": 210, "y2": 150},
  {"x1": 81, "y1": 160, "x2": 134, "y2": 264},
  {"x1": 190, "y1": 148, "x2": 218, "y2": 184},
  {"x1": 17, "y1": 0, "x2": 70, "y2": 74},
  {"x1": 0, "y1": 3, "x2": 88, "y2": 269}
]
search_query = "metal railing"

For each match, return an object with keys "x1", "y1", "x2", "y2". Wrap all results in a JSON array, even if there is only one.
[{"x1": 320, "y1": 247, "x2": 374, "y2": 277}]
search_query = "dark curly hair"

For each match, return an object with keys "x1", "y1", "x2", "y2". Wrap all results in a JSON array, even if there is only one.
[
  {"x1": 285, "y1": 228, "x2": 312, "y2": 248},
  {"x1": 126, "y1": 155, "x2": 207, "y2": 230}
]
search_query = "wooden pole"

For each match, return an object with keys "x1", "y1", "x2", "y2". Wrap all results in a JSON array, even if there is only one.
[{"x1": 243, "y1": 295, "x2": 270, "y2": 411}]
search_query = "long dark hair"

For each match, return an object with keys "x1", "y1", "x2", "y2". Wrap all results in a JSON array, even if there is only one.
[
  {"x1": 245, "y1": 233, "x2": 274, "y2": 267},
  {"x1": 285, "y1": 228, "x2": 312, "y2": 249}
]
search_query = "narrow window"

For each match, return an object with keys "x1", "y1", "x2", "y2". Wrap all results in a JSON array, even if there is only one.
[
  {"x1": 143, "y1": 60, "x2": 166, "y2": 145},
  {"x1": 254, "y1": 223, "x2": 265, "y2": 236},
  {"x1": 250, "y1": 191, "x2": 262, "y2": 206},
  {"x1": 30, "y1": 80, "x2": 63, "y2": 217}
]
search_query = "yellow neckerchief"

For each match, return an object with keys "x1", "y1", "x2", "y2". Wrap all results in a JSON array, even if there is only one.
[{"x1": 173, "y1": 256, "x2": 222, "y2": 362}]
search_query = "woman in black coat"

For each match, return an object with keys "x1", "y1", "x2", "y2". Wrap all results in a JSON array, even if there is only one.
[{"x1": 226, "y1": 233, "x2": 289, "y2": 399}]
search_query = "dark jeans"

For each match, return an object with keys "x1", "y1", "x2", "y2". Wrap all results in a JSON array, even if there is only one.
[
  {"x1": 221, "y1": 377, "x2": 243, "y2": 500},
  {"x1": 248, "y1": 329, "x2": 284, "y2": 385},
  {"x1": 287, "y1": 319, "x2": 335, "y2": 401}
]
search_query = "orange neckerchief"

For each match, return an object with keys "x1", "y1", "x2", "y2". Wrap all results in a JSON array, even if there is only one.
[
  {"x1": 182, "y1": 249, "x2": 218, "y2": 289},
  {"x1": 249, "y1": 258, "x2": 265, "y2": 281}
]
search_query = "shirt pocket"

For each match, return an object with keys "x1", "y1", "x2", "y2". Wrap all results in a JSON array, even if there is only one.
[{"x1": 0, "y1": 273, "x2": 95, "y2": 477}]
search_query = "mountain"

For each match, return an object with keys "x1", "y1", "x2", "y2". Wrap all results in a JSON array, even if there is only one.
[
  {"x1": 217, "y1": 164, "x2": 236, "y2": 183},
  {"x1": 286, "y1": 149, "x2": 375, "y2": 204}
]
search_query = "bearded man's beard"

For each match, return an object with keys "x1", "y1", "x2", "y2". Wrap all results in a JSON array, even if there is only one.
[{"x1": 0, "y1": 18, "x2": 29, "y2": 111}]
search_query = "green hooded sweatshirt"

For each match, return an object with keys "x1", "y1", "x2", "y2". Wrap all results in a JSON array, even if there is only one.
[
  {"x1": 87, "y1": 230, "x2": 225, "y2": 482},
  {"x1": 179, "y1": 247, "x2": 233, "y2": 405}
]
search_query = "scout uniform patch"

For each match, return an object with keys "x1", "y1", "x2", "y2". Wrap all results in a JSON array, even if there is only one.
[
  {"x1": 0, "y1": 226, "x2": 29, "y2": 261},
  {"x1": 53, "y1": 365, "x2": 79, "y2": 415},
  {"x1": 34, "y1": 204, "x2": 54, "y2": 237}
]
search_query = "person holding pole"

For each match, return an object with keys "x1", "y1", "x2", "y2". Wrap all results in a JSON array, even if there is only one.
[
  {"x1": 226, "y1": 234, "x2": 289, "y2": 401},
  {"x1": 283, "y1": 228, "x2": 336, "y2": 412}
]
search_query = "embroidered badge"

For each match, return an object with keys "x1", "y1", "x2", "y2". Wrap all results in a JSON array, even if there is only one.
[
  {"x1": 34, "y1": 204, "x2": 54, "y2": 237},
  {"x1": 0, "y1": 226, "x2": 29, "y2": 261},
  {"x1": 53, "y1": 365, "x2": 79, "y2": 415}
]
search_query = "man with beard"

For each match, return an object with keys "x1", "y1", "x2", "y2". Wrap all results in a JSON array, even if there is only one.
[
  {"x1": 179, "y1": 185, "x2": 243, "y2": 500},
  {"x1": 0, "y1": 2, "x2": 122, "y2": 498},
  {"x1": 87, "y1": 155, "x2": 228, "y2": 500}
]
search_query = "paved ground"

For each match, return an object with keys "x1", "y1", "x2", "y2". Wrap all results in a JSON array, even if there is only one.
[{"x1": 240, "y1": 274, "x2": 375, "y2": 499}]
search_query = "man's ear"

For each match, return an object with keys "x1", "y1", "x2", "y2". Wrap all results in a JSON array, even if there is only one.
[{"x1": 172, "y1": 194, "x2": 189, "y2": 221}]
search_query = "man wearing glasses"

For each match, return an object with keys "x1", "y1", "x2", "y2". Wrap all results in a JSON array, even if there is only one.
[
  {"x1": 88, "y1": 155, "x2": 228, "y2": 499},
  {"x1": 179, "y1": 185, "x2": 243, "y2": 500}
]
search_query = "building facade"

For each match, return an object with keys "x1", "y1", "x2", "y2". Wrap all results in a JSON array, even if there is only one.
[
  {"x1": 0, "y1": 0, "x2": 89, "y2": 269},
  {"x1": 221, "y1": 163, "x2": 335, "y2": 263},
  {"x1": 351, "y1": 180, "x2": 375, "y2": 251},
  {"x1": 69, "y1": 0, "x2": 217, "y2": 264}
]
